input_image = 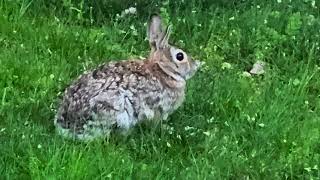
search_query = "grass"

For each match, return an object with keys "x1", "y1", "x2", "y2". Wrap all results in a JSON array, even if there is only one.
[{"x1": 1, "y1": 0, "x2": 320, "y2": 179}]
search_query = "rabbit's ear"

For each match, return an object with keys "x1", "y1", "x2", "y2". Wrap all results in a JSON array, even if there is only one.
[
  {"x1": 148, "y1": 15, "x2": 164, "y2": 50},
  {"x1": 159, "y1": 25, "x2": 172, "y2": 48}
]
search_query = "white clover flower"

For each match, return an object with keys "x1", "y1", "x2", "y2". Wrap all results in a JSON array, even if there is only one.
[
  {"x1": 121, "y1": 7, "x2": 137, "y2": 17},
  {"x1": 203, "y1": 131, "x2": 211, "y2": 136},
  {"x1": 166, "y1": 142, "x2": 171, "y2": 148},
  {"x1": 129, "y1": 7, "x2": 137, "y2": 14},
  {"x1": 176, "y1": 134, "x2": 182, "y2": 140},
  {"x1": 0, "y1": 128, "x2": 5, "y2": 133},
  {"x1": 184, "y1": 126, "x2": 195, "y2": 131},
  {"x1": 130, "y1": 25, "x2": 135, "y2": 30},
  {"x1": 311, "y1": 0, "x2": 316, "y2": 8},
  {"x1": 130, "y1": 25, "x2": 138, "y2": 36},
  {"x1": 207, "y1": 117, "x2": 215, "y2": 123},
  {"x1": 221, "y1": 62, "x2": 232, "y2": 70},
  {"x1": 242, "y1": 71, "x2": 252, "y2": 77},
  {"x1": 293, "y1": 78, "x2": 300, "y2": 86},
  {"x1": 307, "y1": 15, "x2": 315, "y2": 26}
]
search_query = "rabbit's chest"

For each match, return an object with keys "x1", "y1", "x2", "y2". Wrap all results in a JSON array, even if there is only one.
[{"x1": 137, "y1": 88, "x2": 185, "y2": 121}]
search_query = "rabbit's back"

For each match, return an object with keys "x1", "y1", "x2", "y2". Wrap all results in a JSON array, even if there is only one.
[{"x1": 55, "y1": 60, "x2": 185, "y2": 140}]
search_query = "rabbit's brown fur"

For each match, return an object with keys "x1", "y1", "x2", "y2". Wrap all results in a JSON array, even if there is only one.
[{"x1": 55, "y1": 15, "x2": 202, "y2": 141}]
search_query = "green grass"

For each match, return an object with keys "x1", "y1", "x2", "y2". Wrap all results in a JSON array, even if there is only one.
[{"x1": 1, "y1": 0, "x2": 320, "y2": 179}]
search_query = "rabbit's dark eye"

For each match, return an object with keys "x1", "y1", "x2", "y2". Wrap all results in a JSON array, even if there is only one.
[{"x1": 176, "y1": 52, "x2": 184, "y2": 61}]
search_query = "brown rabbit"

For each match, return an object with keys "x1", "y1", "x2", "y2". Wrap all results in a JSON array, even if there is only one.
[{"x1": 54, "y1": 15, "x2": 202, "y2": 141}]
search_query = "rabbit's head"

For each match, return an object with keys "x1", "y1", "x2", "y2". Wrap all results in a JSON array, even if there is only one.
[{"x1": 147, "y1": 15, "x2": 202, "y2": 81}]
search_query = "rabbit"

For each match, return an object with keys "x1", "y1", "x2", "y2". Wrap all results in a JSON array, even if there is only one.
[{"x1": 54, "y1": 15, "x2": 202, "y2": 141}]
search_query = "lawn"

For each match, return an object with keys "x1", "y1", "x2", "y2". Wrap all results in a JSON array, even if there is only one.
[{"x1": 1, "y1": 0, "x2": 320, "y2": 179}]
